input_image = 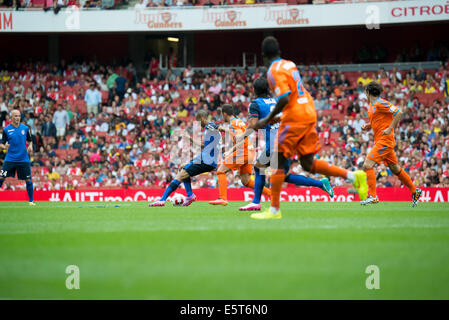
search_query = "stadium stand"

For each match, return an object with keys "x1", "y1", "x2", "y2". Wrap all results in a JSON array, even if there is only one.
[
  {"x1": 0, "y1": 0, "x2": 404, "y2": 10},
  {"x1": 1, "y1": 54, "x2": 448, "y2": 191}
]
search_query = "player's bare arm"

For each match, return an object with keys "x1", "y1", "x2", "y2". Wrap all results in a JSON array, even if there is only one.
[
  {"x1": 27, "y1": 142, "x2": 33, "y2": 154},
  {"x1": 183, "y1": 131, "x2": 205, "y2": 149},
  {"x1": 254, "y1": 95, "x2": 289, "y2": 130},
  {"x1": 382, "y1": 109, "x2": 403, "y2": 135},
  {"x1": 362, "y1": 123, "x2": 372, "y2": 131},
  {"x1": 218, "y1": 124, "x2": 229, "y2": 133}
]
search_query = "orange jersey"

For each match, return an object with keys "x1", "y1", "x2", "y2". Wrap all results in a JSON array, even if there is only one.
[
  {"x1": 267, "y1": 58, "x2": 316, "y2": 125},
  {"x1": 368, "y1": 97, "x2": 400, "y2": 148},
  {"x1": 227, "y1": 117, "x2": 253, "y2": 160}
]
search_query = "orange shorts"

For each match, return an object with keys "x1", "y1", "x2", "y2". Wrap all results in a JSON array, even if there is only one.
[
  {"x1": 276, "y1": 122, "x2": 321, "y2": 159},
  {"x1": 223, "y1": 150, "x2": 255, "y2": 175},
  {"x1": 367, "y1": 143, "x2": 398, "y2": 165}
]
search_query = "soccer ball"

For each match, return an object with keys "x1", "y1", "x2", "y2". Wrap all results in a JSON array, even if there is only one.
[{"x1": 171, "y1": 193, "x2": 186, "y2": 206}]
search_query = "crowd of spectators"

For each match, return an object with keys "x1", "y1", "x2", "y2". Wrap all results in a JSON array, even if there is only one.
[
  {"x1": 0, "y1": 57, "x2": 448, "y2": 192},
  {"x1": 1, "y1": 0, "x2": 277, "y2": 10},
  {"x1": 1, "y1": 0, "x2": 402, "y2": 10}
]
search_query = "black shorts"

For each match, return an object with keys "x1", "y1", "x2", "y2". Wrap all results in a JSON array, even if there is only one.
[
  {"x1": 183, "y1": 161, "x2": 216, "y2": 177},
  {"x1": 1, "y1": 161, "x2": 32, "y2": 180}
]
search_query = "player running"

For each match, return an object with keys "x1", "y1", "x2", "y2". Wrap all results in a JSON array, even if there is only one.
[
  {"x1": 0, "y1": 109, "x2": 35, "y2": 205},
  {"x1": 361, "y1": 81, "x2": 422, "y2": 207},
  {"x1": 209, "y1": 104, "x2": 271, "y2": 206},
  {"x1": 149, "y1": 110, "x2": 220, "y2": 207},
  {"x1": 251, "y1": 36, "x2": 368, "y2": 220},
  {"x1": 238, "y1": 77, "x2": 334, "y2": 211}
]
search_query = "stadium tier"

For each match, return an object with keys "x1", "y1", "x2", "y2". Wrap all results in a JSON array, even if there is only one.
[{"x1": 0, "y1": 61, "x2": 448, "y2": 191}]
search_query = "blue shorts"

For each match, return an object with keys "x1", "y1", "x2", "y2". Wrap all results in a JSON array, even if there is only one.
[
  {"x1": 1, "y1": 161, "x2": 32, "y2": 180},
  {"x1": 256, "y1": 149, "x2": 291, "y2": 174},
  {"x1": 183, "y1": 161, "x2": 215, "y2": 177}
]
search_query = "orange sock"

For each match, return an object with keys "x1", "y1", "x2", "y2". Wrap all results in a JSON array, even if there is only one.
[
  {"x1": 217, "y1": 171, "x2": 228, "y2": 201},
  {"x1": 263, "y1": 186, "x2": 271, "y2": 197},
  {"x1": 396, "y1": 168, "x2": 416, "y2": 194},
  {"x1": 270, "y1": 169, "x2": 285, "y2": 210},
  {"x1": 365, "y1": 168, "x2": 377, "y2": 197},
  {"x1": 245, "y1": 180, "x2": 255, "y2": 189},
  {"x1": 311, "y1": 159, "x2": 348, "y2": 179},
  {"x1": 245, "y1": 179, "x2": 271, "y2": 197}
]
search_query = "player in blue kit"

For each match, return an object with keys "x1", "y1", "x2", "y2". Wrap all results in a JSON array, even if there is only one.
[
  {"x1": 238, "y1": 78, "x2": 334, "y2": 211},
  {"x1": 149, "y1": 110, "x2": 221, "y2": 207},
  {"x1": 0, "y1": 109, "x2": 35, "y2": 205}
]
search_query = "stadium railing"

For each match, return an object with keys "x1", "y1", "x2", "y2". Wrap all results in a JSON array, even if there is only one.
[{"x1": 169, "y1": 61, "x2": 443, "y2": 75}]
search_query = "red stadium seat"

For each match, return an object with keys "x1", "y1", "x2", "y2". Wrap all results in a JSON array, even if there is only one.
[
  {"x1": 101, "y1": 91, "x2": 109, "y2": 103},
  {"x1": 31, "y1": 0, "x2": 45, "y2": 8},
  {"x1": 414, "y1": 92, "x2": 444, "y2": 107},
  {"x1": 74, "y1": 101, "x2": 87, "y2": 115}
]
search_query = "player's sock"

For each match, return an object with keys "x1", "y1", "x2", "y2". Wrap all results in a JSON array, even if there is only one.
[
  {"x1": 0, "y1": 179, "x2": 4, "y2": 188},
  {"x1": 252, "y1": 167, "x2": 264, "y2": 204},
  {"x1": 244, "y1": 178, "x2": 271, "y2": 197},
  {"x1": 365, "y1": 168, "x2": 377, "y2": 197},
  {"x1": 311, "y1": 159, "x2": 348, "y2": 179},
  {"x1": 183, "y1": 178, "x2": 193, "y2": 197},
  {"x1": 160, "y1": 179, "x2": 181, "y2": 201},
  {"x1": 26, "y1": 180, "x2": 34, "y2": 202},
  {"x1": 285, "y1": 174, "x2": 324, "y2": 188},
  {"x1": 395, "y1": 168, "x2": 417, "y2": 194},
  {"x1": 270, "y1": 169, "x2": 285, "y2": 211},
  {"x1": 217, "y1": 171, "x2": 228, "y2": 201}
]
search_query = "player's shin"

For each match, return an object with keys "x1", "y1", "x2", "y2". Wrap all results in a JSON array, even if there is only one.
[
  {"x1": 270, "y1": 169, "x2": 285, "y2": 211},
  {"x1": 252, "y1": 167, "x2": 264, "y2": 204},
  {"x1": 395, "y1": 168, "x2": 417, "y2": 194},
  {"x1": 161, "y1": 179, "x2": 181, "y2": 201},
  {"x1": 285, "y1": 174, "x2": 323, "y2": 188},
  {"x1": 183, "y1": 177, "x2": 193, "y2": 197},
  {"x1": 244, "y1": 177, "x2": 271, "y2": 198},
  {"x1": 26, "y1": 180, "x2": 34, "y2": 202},
  {"x1": 311, "y1": 159, "x2": 348, "y2": 179},
  {"x1": 217, "y1": 171, "x2": 228, "y2": 201},
  {"x1": 365, "y1": 168, "x2": 377, "y2": 197}
]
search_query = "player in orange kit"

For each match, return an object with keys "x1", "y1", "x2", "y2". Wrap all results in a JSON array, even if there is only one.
[
  {"x1": 209, "y1": 104, "x2": 271, "y2": 206},
  {"x1": 251, "y1": 36, "x2": 368, "y2": 220},
  {"x1": 361, "y1": 81, "x2": 422, "y2": 207}
]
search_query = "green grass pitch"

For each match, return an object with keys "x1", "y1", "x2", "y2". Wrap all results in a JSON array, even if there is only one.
[{"x1": 0, "y1": 201, "x2": 448, "y2": 299}]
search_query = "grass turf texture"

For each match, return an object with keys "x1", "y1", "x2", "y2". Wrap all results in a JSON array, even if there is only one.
[{"x1": 0, "y1": 201, "x2": 448, "y2": 300}]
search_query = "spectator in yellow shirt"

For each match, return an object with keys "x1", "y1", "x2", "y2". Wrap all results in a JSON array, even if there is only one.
[
  {"x1": 177, "y1": 106, "x2": 188, "y2": 118},
  {"x1": 184, "y1": 93, "x2": 198, "y2": 105},
  {"x1": 424, "y1": 83, "x2": 436, "y2": 94},
  {"x1": 409, "y1": 79, "x2": 423, "y2": 93},
  {"x1": 357, "y1": 72, "x2": 373, "y2": 86},
  {"x1": 47, "y1": 168, "x2": 60, "y2": 181}
]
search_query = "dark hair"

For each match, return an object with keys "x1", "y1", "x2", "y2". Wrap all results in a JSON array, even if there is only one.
[
  {"x1": 365, "y1": 81, "x2": 383, "y2": 97},
  {"x1": 262, "y1": 36, "x2": 280, "y2": 59},
  {"x1": 221, "y1": 104, "x2": 234, "y2": 116},
  {"x1": 253, "y1": 77, "x2": 270, "y2": 97}
]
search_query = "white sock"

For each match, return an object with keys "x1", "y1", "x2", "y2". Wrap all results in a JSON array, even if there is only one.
[
  {"x1": 346, "y1": 171, "x2": 355, "y2": 183},
  {"x1": 269, "y1": 206, "x2": 279, "y2": 214}
]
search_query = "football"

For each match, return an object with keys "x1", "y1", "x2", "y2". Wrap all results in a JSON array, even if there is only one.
[{"x1": 171, "y1": 193, "x2": 186, "y2": 206}]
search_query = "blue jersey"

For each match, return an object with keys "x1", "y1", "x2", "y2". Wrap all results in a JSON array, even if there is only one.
[
  {"x1": 1, "y1": 123, "x2": 32, "y2": 163},
  {"x1": 193, "y1": 122, "x2": 220, "y2": 168},
  {"x1": 248, "y1": 97, "x2": 278, "y2": 154}
]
